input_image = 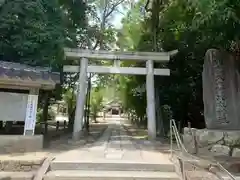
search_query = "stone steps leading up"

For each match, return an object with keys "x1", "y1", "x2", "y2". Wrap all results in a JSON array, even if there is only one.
[
  {"x1": 0, "y1": 171, "x2": 36, "y2": 180},
  {"x1": 44, "y1": 170, "x2": 178, "y2": 180},
  {"x1": 46, "y1": 159, "x2": 178, "y2": 180},
  {"x1": 45, "y1": 123, "x2": 179, "y2": 180},
  {"x1": 50, "y1": 160, "x2": 175, "y2": 172}
]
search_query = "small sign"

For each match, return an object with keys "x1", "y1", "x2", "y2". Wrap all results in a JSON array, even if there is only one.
[{"x1": 24, "y1": 94, "x2": 38, "y2": 135}]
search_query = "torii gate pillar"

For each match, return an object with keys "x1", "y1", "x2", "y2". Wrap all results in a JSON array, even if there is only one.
[
  {"x1": 73, "y1": 57, "x2": 88, "y2": 140},
  {"x1": 146, "y1": 60, "x2": 156, "y2": 139}
]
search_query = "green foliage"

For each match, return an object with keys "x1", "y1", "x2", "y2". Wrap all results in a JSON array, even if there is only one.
[
  {"x1": 90, "y1": 87, "x2": 104, "y2": 122},
  {"x1": 116, "y1": 0, "x2": 240, "y2": 129},
  {"x1": 63, "y1": 88, "x2": 76, "y2": 120},
  {"x1": 155, "y1": 0, "x2": 240, "y2": 127},
  {"x1": 37, "y1": 108, "x2": 56, "y2": 123},
  {"x1": 117, "y1": 0, "x2": 145, "y2": 50},
  {"x1": 0, "y1": 0, "x2": 65, "y2": 69},
  {"x1": 59, "y1": 0, "x2": 87, "y2": 48},
  {"x1": 114, "y1": 0, "x2": 148, "y2": 125},
  {"x1": 0, "y1": 0, "x2": 88, "y2": 74}
]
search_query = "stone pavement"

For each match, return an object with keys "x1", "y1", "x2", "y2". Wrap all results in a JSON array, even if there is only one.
[
  {"x1": 45, "y1": 118, "x2": 178, "y2": 180},
  {"x1": 0, "y1": 117, "x2": 178, "y2": 180},
  {"x1": 53, "y1": 118, "x2": 171, "y2": 164}
]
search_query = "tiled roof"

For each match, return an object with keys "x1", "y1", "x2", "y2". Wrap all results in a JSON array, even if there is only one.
[
  {"x1": 0, "y1": 61, "x2": 60, "y2": 84},
  {"x1": 104, "y1": 100, "x2": 122, "y2": 108}
]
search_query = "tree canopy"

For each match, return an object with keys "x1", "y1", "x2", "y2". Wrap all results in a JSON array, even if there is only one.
[
  {"x1": 115, "y1": 0, "x2": 240, "y2": 131},
  {"x1": 0, "y1": 0, "x2": 65, "y2": 69}
]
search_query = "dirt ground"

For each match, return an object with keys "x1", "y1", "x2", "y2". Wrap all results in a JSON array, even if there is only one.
[{"x1": 44, "y1": 121, "x2": 109, "y2": 154}]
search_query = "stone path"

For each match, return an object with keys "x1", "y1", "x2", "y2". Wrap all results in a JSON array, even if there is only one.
[
  {"x1": 45, "y1": 117, "x2": 240, "y2": 180},
  {"x1": 45, "y1": 118, "x2": 178, "y2": 180},
  {"x1": 53, "y1": 118, "x2": 171, "y2": 164}
]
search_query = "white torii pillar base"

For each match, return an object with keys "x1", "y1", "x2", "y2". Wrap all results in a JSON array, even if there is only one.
[
  {"x1": 72, "y1": 58, "x2": 88, "y2": 141},
  {"x1": 146, "y1": 60, "x2": 156, "y2": 140}
]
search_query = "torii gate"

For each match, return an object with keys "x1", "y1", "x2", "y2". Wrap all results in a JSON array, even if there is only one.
[{"x1": 63, "y1": 48, "x2": 178, "y2": 140}]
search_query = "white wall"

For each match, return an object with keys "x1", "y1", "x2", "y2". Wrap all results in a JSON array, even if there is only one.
[{"x1": 0, "y1": 92, "x2": 28, "y2": 121}]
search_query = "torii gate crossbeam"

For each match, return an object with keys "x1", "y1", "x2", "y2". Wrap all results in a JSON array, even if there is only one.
[{"x1": 63, "y1": 48, "x2": 178, "y2": 140}]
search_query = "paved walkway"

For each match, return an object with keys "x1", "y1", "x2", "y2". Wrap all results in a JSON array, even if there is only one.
[{"x1": 53, "y1": 118, "x2": 171, "y2": 164}]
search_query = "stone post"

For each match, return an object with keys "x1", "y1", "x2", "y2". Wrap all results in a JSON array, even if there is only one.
[
  {"x1": 146, "y1": 60, "x2": 156, "y2": 139},
  {"x1": 73, "y1": 57, "x2": 88, "y2": 140}
]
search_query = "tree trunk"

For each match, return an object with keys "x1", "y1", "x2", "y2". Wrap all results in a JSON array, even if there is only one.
[
  {"x1": 67, "y1": 89, "x2": 76, "y2": 131},
  {"x1": 93, "y1": 115, "x2": 97, "y2": 123},
  {"x1": 155, "y1": 88, "x2": 165, "y2": 137},
  {"x1": 42, "y1": 92, "x2": 50, "y2": 134},
  {"x1": 68, "y1": 106, "x2": 75, "y2": 131}
]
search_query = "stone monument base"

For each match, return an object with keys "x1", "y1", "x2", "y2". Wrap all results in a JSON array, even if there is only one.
[
  {"x1": 183, "y1": 128, "x2": 240, "y2": 157},
  {"x1": 0, "y1": 135, "x2": 43, "y2": 154},
  {"x1": 0, "y1": 152, "x2": 47, "y2": 172}
]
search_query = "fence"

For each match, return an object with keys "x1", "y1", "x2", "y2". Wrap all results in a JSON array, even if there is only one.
[{"x1": 170, "y1": 119, "x2": 235, "y2": 180}]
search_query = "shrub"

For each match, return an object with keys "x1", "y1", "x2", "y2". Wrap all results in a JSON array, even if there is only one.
[{"x1": 36, "y1": 108, "x2": 56, "y2": 122}]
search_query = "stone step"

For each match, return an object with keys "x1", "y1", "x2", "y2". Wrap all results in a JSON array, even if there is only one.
[
  {"x1": 50, "y1": 160, "x2": 175, "y2": 172},
  {"x1": 0, "y1": 171, "x2": 35, "y2": 180},
  {"x1": 0, "y1": 152, "x2": 46, "y2": 172},
  {"x1": 44, "y1": 170, "x2": 179, "y2": 180}
]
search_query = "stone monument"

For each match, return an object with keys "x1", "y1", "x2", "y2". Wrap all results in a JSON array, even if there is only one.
[
  {"x1": 183, "y1": 49, "x2": 240, "y2": 158},
  {"x1": 203, "y1": 49, "x2": 240, "y2": 130}
]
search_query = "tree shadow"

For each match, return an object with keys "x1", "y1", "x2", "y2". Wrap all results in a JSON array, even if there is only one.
[
  {"x1": 0, "y1": 119, "x2": 173, "y2": 163},
  {"x1": 43, "y1": 122, "x2": 109, "y2": 153}
]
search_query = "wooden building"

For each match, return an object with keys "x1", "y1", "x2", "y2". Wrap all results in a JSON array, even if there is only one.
[
  {"x1": 0, "y1": 61, "x2": 59, "y2": 153},
  {"x1": 104, "y1": 100, "x2": 123, "y2": 115}
]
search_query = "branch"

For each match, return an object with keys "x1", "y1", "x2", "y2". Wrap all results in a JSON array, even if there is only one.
[
  {"x1": 115, "y1": 8, "x2": 125, "y2": 16},
  {"x1": 144, "y1": 0, "x2": 151, "y2": 12},
  {"x1": 102, "y1": 0, "x2": 108, "y2": 26},
  {"x1": 90, "y1": 0, "x2": 126, "y2": 50},
  {"x1": 93, "y1": 39, "x2": 100, "y2": 50},
  {"x1": 105, "y1": 0, "x2": 125, "y2": 19}
]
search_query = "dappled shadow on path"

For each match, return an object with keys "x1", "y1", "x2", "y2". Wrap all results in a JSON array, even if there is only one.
[
  {"x1": 0, "y1": 119, "x2": 173, "y2": 166},
  {"x1": 42, "y1": 122, "x2": 109, "y2": 154},
  {"x1": 15, "y1": 117, "x2": 172, "y2": 166},
  {"x1": 0, "y1": 122, "x2": 108, "y2": 163},
  {"x1": 46, "y1": 119, "x2": 173, "y2": 161}
]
